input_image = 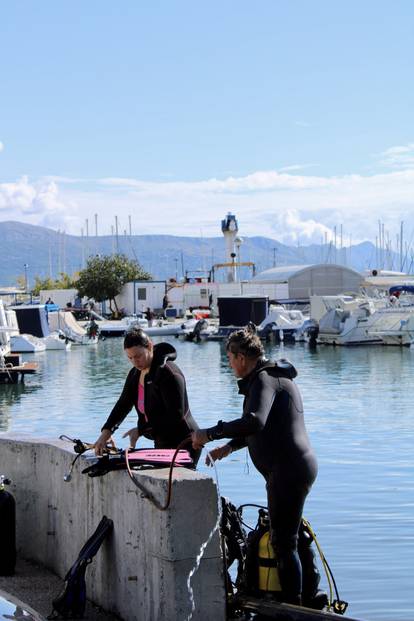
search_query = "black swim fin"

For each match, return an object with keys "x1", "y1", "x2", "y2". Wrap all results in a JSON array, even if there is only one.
[{"x1": 48, "y1": 516, "x2": 113, "y2": 619}]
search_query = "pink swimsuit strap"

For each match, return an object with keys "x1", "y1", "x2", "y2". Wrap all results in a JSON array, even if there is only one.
[{"x1": 137, "y1": 382, "x2": 148, "y2": 422}]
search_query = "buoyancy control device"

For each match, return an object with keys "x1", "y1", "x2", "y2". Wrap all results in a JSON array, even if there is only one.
[{"x1": 0, "y1": 474, "x2": 16, "y2": 576}]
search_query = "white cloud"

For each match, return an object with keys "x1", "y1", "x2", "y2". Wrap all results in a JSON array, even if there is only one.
[
  {"x1": 0, "y1": 141, "x2": 4, "y2": 152},
  {"x1": 269, "y1": 210, "x2": 332, "y2": 245},
  {"x1": 0, "y1": 176, "x2": 76, "y2": 229},
  {"x1": 99, "y1": 170, "x2": 330, "y2": 194},
  {"x1": 2, "y1": 166, "x2": 414, "y2": 246},
  {"x1": 378, "y1": 143, "x2": 414, "y2": 170},
  {"x1": 278, "y1": 164, "x2": 314, "y2": 173},
  {"x1": 91, "y1": 168, "x2": 414, "y2": 244}
]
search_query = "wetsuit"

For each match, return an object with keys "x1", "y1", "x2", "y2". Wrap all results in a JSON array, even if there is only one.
[
  {"x1": 206, "y1": 358, "x2": 318, "y2": 604},
  {"x1": 102, "y1": 342, "x2": 200, "y2": 462}
]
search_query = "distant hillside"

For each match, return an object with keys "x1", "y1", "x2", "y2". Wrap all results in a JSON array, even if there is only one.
[{"x1": 0, "y1": 220, "x2": 394, "y2": 287}]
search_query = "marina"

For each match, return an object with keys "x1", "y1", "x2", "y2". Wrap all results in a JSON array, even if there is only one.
[
  {"x1": 1, "y1": 222, "x2": 414, "y2": 618},
  {"x1": 0, "y1": 336, "x2": 413, "y2": 620},
  {"x1": 2, "y1": 1, "x2": 414, "y2": 618}
]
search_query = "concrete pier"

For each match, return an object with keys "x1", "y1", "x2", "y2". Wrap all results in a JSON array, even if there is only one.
[{"x1": 0, "y1": 436, "x2": 226, "y2": 621}]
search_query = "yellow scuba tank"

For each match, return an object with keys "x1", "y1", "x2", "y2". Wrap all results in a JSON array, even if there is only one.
[{"x1": 258, "y1": 530, "x2": 282, "y2": 593}]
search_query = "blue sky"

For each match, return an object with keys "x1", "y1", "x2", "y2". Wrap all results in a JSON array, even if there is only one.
[{"x1": 1, "y1": 1, "x2": 413, "y2": 248}]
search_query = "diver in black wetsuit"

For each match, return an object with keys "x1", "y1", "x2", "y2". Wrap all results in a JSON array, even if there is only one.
[
  {"x1": 95, "y1": 328, "x2": 200, "y2": 463},
  {"x1": 191, "y1": 328, "x2": 318, "y2": 605}
]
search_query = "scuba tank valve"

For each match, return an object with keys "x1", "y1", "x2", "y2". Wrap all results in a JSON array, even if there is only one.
[{"x1": 60, "y1": 435, "x2": 99, "y2": 482}]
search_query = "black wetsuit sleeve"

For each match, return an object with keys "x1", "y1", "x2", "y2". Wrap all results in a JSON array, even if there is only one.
[
  {"x1": 101, "y1": 370, "x2": 136, "y2": 433},
  {"x1": 207, "y1": 414, "x2": 260, "y2": 439},
  {"x1": 228, "y1": 437, "x2": 248, "y2": 451},
  {"x1": 207, "y1": 372, "x2": 277, "y2": 440}
]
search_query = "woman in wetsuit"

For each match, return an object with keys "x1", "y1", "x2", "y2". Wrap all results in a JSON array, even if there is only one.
[
  {"x1": 95, "y1": 327, "x2": 200, "y2": 463},
  {"x1": 191, "y1": 328, "x2": 318, "y2": 605}
]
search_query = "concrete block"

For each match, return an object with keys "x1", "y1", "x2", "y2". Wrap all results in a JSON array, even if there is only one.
[{"x1": 0, "y1": 435, "x2": 226, "y2": 621}]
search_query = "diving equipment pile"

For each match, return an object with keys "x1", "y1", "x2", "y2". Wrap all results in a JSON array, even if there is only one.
[
  {"x1": 59, "y1": 435, "x2": 194, "y2": 479},
  {"x1": 60, "y1": 434, "x2": 194, "y2": 511},
  {"x1": 221, "y1": 499, "x2": 348, "y2": 617}
]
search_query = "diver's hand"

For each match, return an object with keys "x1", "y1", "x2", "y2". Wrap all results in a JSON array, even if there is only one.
[
  {"x1": 94, "y1": 429, "x2": 112, "y2": 456},
  {"x1": 191, "y1": 429, "x2": 209, "y2": 450},
  {"x1": 122, "y1": 427, "x2": 140, "y2": 449},
  {"x1": 205, "y1": 444, "x2": 232, "y2": 466}
]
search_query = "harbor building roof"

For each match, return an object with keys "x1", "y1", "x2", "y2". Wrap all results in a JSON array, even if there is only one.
[
  {"x1": 253, "y1": 265, "x2": 314, "y2": 282},
  {"x1": 252, "y1": 263, "x2": 363, "y2": 299}
]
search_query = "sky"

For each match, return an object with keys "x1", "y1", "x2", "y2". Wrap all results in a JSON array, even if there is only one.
[{"x1": 1, "y1": 1, "x2": 414, "y2": 248}]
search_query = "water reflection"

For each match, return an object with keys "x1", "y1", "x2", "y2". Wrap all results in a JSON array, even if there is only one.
[{"x1": 0, "y1": 384, "x2": 42, "y2": 430}]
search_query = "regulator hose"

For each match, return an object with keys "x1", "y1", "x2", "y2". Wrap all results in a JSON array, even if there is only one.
[{"x1": 125, "y1": 437, "x2": 193, "y2": 511}]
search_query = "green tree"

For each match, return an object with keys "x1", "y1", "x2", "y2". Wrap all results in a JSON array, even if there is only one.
[
  {"x1": 31, "y1": 276, "x2": 55, "y2": 295},
  {"x1": 76, "y1": 254, "x2": 151, "y2": 314},
  {"x1": 30, "y1": 273, "x2": 78, "y2": 296}
]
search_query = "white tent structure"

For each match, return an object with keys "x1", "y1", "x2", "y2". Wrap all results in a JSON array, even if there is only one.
[{"x1": 252, "y1": 264, "x2": 363, "y2": 300}]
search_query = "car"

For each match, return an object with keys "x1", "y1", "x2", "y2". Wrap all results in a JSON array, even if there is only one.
[{"x1": 0, "y1": 588, "x2": 46, "y2": 621}]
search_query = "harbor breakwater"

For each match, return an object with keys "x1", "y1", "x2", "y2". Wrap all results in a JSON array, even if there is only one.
[{"x1": 0, "y1": 435, "x2": 226, "y2": 620}]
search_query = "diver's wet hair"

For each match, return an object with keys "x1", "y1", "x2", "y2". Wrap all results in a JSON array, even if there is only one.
[
  {"x1": 123, "y1": 327, "x2": 151, "y2": 349},
  {"x1": 226, "y1": 328, "x2": 264, "y2": 358}
]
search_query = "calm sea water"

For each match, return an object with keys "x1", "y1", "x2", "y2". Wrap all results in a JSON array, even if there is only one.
[{"x1": 1, "y1": 338, "x2": 413, "y2": 621}]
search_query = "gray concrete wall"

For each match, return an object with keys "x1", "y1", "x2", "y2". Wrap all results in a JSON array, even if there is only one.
[{"x1": 0, "y1": 436, "x2": 226, "y2": 621}]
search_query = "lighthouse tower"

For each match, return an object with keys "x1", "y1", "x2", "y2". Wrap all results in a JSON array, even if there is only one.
[{"x1": 221, "y1": 213, "x2": 238, "y2": 282}]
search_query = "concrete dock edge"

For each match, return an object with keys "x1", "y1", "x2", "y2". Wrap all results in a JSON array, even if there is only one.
[{"x1": 0, "y1": 435, "x2": 226, "y2": 621}]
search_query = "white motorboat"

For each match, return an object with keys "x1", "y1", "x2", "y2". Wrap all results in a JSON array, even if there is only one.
[
  {"x1": 83, "y1": 312, "x2": 199, "y2": 338},
  {"x1": 146, "y1": 318, "x2": 204, "y2": 337},
  {"x1": 312, "y1": 294, "x2": 414, "y2": 346},
  {"x1": 75, "y1": 311, "x2": 148, "y2": 338},
  {"x1": 0, "y1": 300, "x2": 11, "y2": 360},
  {"x1": 367, "y1": 307, "x2": 414, "y2": 346},
  {"x1": 316, "y1": 300, "x2": 382, "y2": 345},
  {"x1": 48, "y1": 310, "x2": 98, "y2": 345},
  {"x1": 99, "y1": 317, "x2": 148, "y2": 337},
  {"x1": 10, "y1": 333, "x2": 46, "y2": 352},
  {"x1": 0, "y1": 301, "x2": 40, "y2": 381},
  {"x1": 44, "y1": 332, "x2": 72, "y2": 350},
  {"x1": 175, "y1": 318, "x2": 219, "y2": 341},
  {"x1": 8, "y1": 305, "x2": 73, "y2": 350},
  {"x1": 257, "y1": 305, "x2": 310, "y2": 341},
  {"x1": 196, "y1": 302, "x2": 311, "y2": 342},
  {"x1": 7, "y1": 306, "x2": 71, "y2": 350},
  {"x1": 1, "y1": 304, "x2": 46, "y2": 353}
]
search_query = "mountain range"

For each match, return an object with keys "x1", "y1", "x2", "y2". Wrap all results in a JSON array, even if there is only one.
[{"x1": 0, "y1": 220, "x2": 399, "y2": 288}]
